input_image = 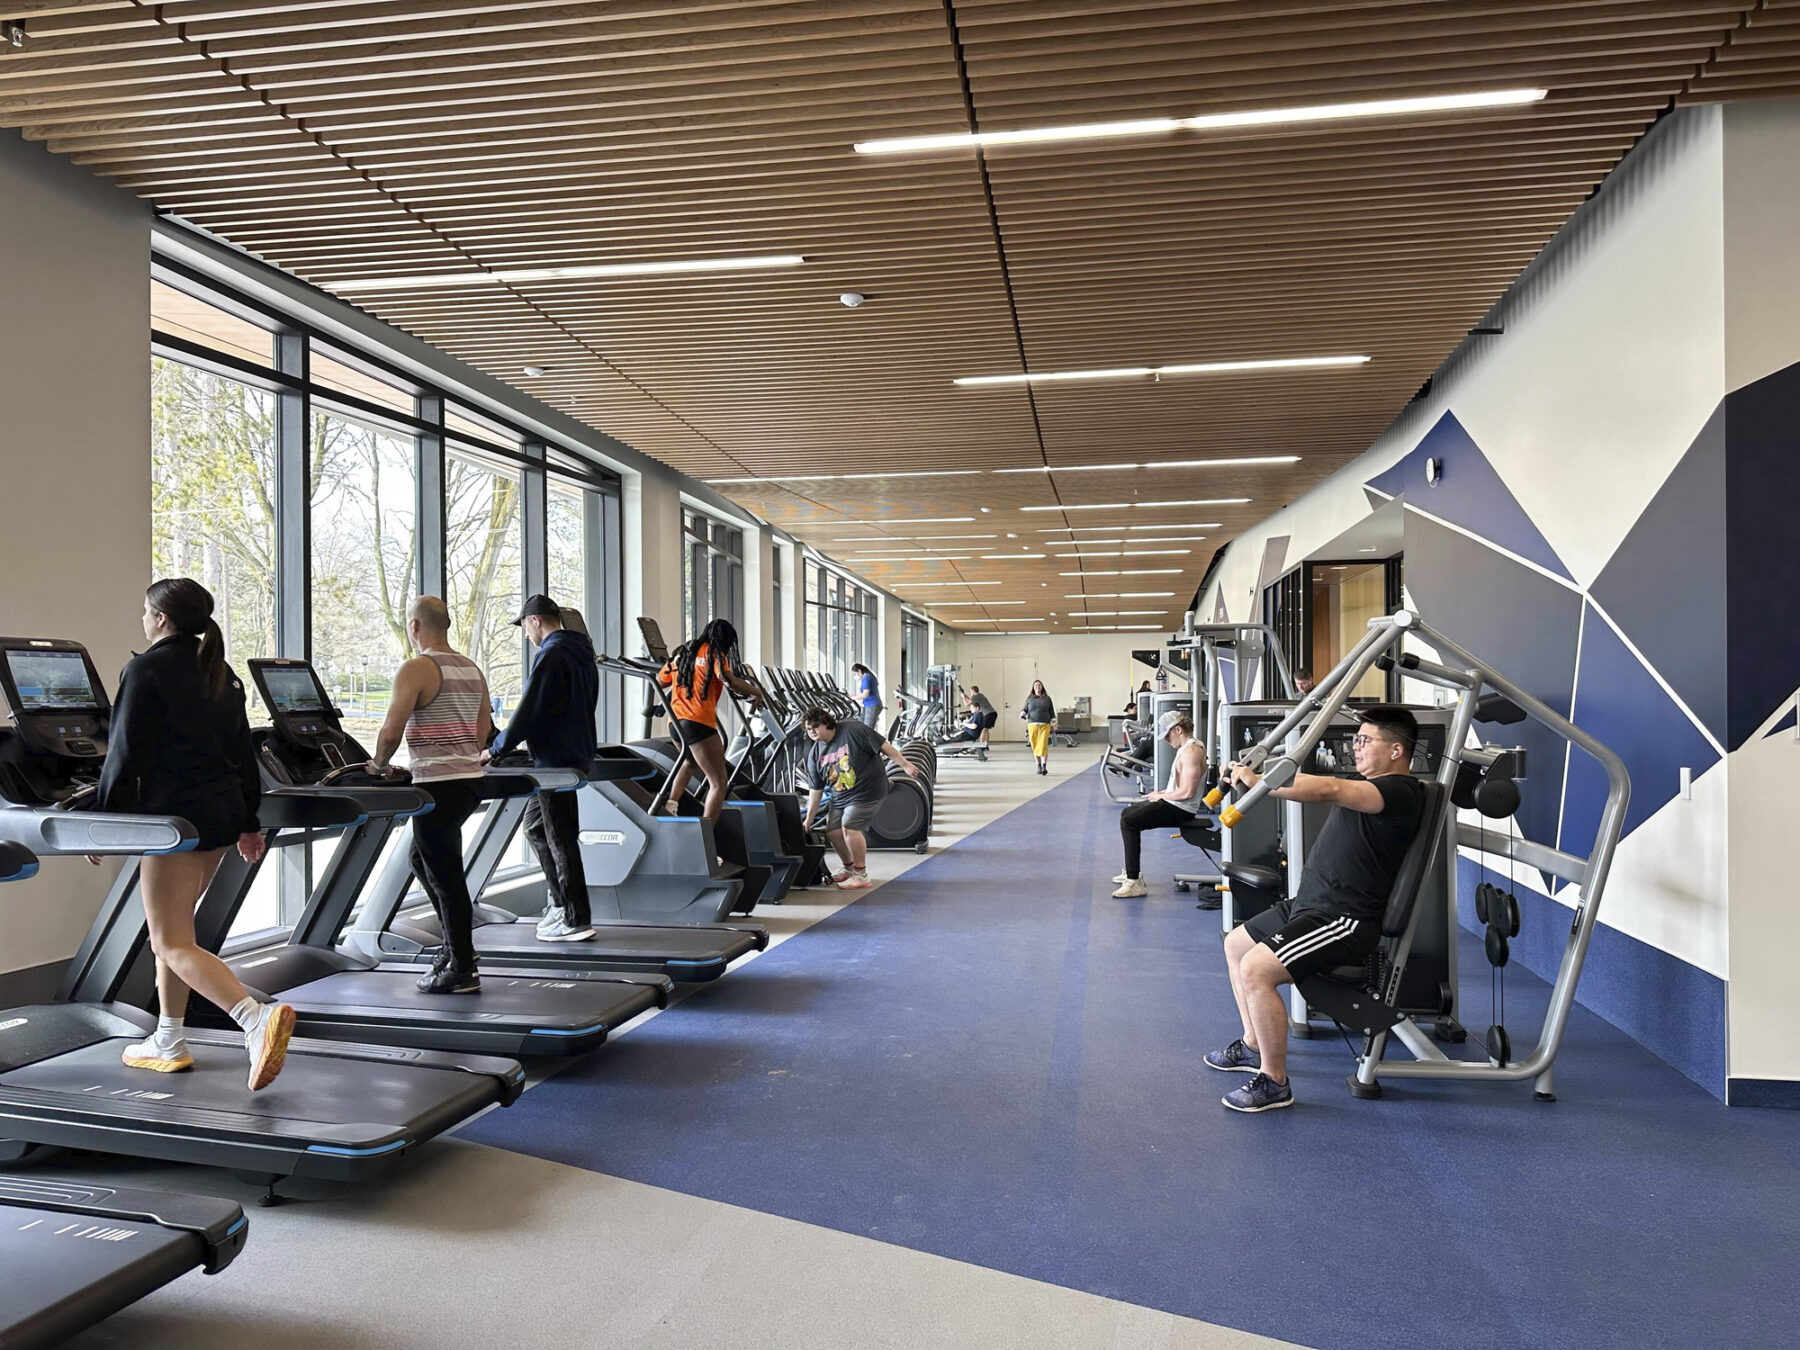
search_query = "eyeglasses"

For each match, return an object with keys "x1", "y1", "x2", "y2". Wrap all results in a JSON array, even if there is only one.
[{"x1": 1351, "y1": 734, "x2": 1384, "y2": 749}]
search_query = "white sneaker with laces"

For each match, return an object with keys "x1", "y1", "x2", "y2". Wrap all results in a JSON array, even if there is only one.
[
  {"x1": 535, "y1": 906, "x2": 565, "y2": 934},
  {"x1": 538, "y1": 917, "x2": 597, "y2": 942},
  {"x1": 1112, "y1": 871, "x2": 1131, "y2": 884},
  {"x1": 1112, "y1": 878, "x2": 1148, "y2": 899}
]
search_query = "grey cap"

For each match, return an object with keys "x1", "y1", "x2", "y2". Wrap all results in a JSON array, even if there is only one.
[{"x1": 1156, "y1": 708, "x2": 1189, "y2": 738}]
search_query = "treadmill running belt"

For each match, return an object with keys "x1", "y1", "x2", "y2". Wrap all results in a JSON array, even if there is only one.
[{"x1": 467, "y1": 921, "x2": 766, "y2": 980}]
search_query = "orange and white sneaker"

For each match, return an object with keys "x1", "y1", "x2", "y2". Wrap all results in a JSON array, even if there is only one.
[
  {"x1": 121, "y1": 1033, "x2": 193, "y2": 1074},
  {"x1": 837, "y1": 870, "x2": 873, "y2": 890},
  {"x1": 244, "y1": 1002, "x2": 296, "y2": 1091}
]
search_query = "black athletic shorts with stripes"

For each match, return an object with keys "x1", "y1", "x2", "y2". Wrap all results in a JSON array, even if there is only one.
[{"x1": 1243, "y1": 899, "x2": 1380, "y2": 979}]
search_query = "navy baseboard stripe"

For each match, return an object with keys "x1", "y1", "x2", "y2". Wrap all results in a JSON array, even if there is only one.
[
  {"x1": 1457, "y1": 857, "x2": 1726, "y2": 1099},
  {"x1": 1726, "y1": 1078, "x2": 1800, "y2": 1109}
]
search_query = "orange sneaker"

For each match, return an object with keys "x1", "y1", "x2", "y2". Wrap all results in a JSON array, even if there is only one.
[{"x1": 245, "y1": 1003, "x2": 296, "y2": 1091}]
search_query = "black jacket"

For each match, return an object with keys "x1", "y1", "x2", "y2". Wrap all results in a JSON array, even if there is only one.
[
  {"x1": 492, "y1": 627, "x2": 600, "y2": 769},
  {"x1": 97, "y1": 634, "x2": 260, "y2": 836}
]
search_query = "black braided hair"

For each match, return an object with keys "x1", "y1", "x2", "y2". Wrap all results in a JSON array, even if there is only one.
[{"x1": 674, "y1": 618, "x2": 741, "y2": 699}]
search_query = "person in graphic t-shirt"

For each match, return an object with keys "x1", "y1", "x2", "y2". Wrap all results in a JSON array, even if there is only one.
[
  {"x1": 800, "y1": 705, "x2": 921, "y2": 890},
  {"x1": 1206, "y1": 706, "x2": 1427, "y2": 1115}
]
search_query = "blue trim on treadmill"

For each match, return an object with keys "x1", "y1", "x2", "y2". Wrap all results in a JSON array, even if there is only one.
[
  {"x1": 666, "y1": 958, "x2": 721, "y2": 969},
  {"x1": 305, "y1": 1139, "x2": 409, "y2": 1157},
  {"x1": 225, "y1": 1215, "x2": 248, "y2": 1237},
  {"x1": 1, "y1": 861, "x2": 39, "y2": 880},
  {"x1": 528, "y1": 1025, "x2": 604, "y2": 1037}
]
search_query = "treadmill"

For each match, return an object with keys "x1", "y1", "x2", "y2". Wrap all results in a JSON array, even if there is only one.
[
  {"x1": 0, "y1": 635, "x2": 524, "y2": 1203},
  {"x1": 98, "y1": 656, "x2": 671, "y2": 1059},
  {"x1": 342, "y1": 615, "x2": 768, "y2": 982},
  {"x1": 0, "y1": 1172, "x2": 246, "y2": 1350}
]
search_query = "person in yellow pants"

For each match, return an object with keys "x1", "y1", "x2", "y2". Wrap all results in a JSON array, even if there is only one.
[{"x1": 1022, "y1": 680, "x2": 1056, "y2": 776}]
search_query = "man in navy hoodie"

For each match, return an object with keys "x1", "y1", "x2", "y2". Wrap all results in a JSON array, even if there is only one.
[{"x1": 485, "y1": 594, "x2": 600, "y2": 942}]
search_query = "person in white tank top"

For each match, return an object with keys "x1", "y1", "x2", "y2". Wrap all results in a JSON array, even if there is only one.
[{"x1": 368, "y1": 596, "x2": 495, "y2": 994}]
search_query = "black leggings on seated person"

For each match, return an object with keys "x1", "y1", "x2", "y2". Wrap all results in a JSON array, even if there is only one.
[{"x1": 1119, "y1": 800, "x2": 1200, "y2": 880}]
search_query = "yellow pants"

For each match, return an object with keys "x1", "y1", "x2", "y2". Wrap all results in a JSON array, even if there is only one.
[{"x1": 1027, "y1": 722, "x2": 1052, "y2": 757}]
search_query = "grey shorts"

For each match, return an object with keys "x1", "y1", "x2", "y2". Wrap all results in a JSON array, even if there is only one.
[{"x1": 827, "y1": 797, "x2": 883, "y2": 833}]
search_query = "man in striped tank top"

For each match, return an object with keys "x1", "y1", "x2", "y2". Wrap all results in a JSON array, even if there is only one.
[{"x1": 367, "y1": 596, "x2": 495, "y2": 995}]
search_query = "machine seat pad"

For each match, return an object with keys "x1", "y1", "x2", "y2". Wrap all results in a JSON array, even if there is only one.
[
  {"x1": 1178, "y1": 821, "x2": 1221, "y2": 850},
  {"x1": 1221, "y1": 862, "x2": 1283, "y2": 893}
]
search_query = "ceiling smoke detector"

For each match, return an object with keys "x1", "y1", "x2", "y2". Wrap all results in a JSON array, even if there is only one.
[
  {"x1": 839, "y1": 292, "x2": 866, "y2": 307},
  {"x1": 522, "y1": 365, "x2": 550, "y2": 377}
]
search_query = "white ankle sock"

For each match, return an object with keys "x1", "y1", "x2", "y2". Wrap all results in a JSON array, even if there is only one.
[
  {"x1": 228, "y1": 996, "x2": 263, "y2": 1032},
  {"x1": 149, "y1": 1016, "x2": 186, "y2": 1048}
]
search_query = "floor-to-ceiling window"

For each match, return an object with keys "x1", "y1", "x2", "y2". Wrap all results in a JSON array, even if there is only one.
[
  {"x1": 802, "y1": 556, "x2": 877, "y2": 690},
  {"x1": 149, "y1": 260, "x2": 622, "y2": 942},
  {"x1": 680, "y1": 506, "x2": 745, "y2": 643}
]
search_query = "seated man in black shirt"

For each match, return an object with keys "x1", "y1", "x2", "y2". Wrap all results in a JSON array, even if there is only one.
[{"x1": 1208, "y1": 705, "x2": 1427, "y2": 1114}]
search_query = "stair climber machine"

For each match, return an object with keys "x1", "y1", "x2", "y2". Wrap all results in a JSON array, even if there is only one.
[
  {"x1": 0, "y1": 839, "x2": 249, "y2": 1350},
  {"x1": 346, "y1": 619, "x2": 767, "y2": 982},
  {"x1": 717, "y1": 675, "x2": 831, "y2": 889},
  {"x1": 102, "y1": 655, "x2": 670, "y2": 1058},
  {"x1": 751, "y1": 668, "x2": 840, "y2": 888},
  {"x1": 0, "y1": 636, "x2": 523, "y2": 1205},
  {"x1": 1215, "y1": 610, "x2": 1628, "y2": 1101},
  {"x1": 628, "y1": 618, "x2": 796, "y2": 907}
]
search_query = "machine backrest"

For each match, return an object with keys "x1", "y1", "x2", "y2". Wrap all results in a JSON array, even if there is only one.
[{"x1": 1380, "y1": 779, "x2": 1449, "y2": 939}]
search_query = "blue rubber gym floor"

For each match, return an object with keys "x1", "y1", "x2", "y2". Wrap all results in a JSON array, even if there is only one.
[{"x1": 463, "y1": 767, "x2": 1800, "y2": 1350}]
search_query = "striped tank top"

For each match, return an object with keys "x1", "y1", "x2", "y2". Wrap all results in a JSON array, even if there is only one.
[{"x1": 404, "y1": 650, "x2": 487, "y2": 782}]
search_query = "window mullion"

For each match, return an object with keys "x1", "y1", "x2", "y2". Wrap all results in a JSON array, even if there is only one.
[
  {"x1": 274, "y1": 331, "x2": 310, "y2": 661},
  {"x1": 416, "y1": 394, "x2": 446, "y2": 597}
]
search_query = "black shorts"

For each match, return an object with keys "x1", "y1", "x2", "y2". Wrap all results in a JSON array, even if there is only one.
[
  {"x1": 677, "y1": 719, "x2": 719, "y2": 746},
  {"x1": 1243, "y1": 899, "x2": 1379, "y2": 979}
]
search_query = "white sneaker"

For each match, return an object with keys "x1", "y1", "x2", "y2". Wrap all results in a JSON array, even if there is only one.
[
  {"x1": 537, "y1": 917, "x2": 597, "y2": 942},
  {"x1": 244, "y1": 1002, "x2": 296, "y2": 1092},
  {"x1": 1112, "y1": 878, "x2": 1148, "y2": 899},
  {"x1": 535, "y1": 906, "x2": 565, "y2": 934},
  {"x1": 121, "y1": 1032, "x2": 192, "y2": 1074},
  {"x1": 1112, "y1": 871, "x2": 1131, "y2": 884}
]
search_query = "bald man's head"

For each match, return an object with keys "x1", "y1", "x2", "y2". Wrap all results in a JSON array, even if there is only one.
[{"x1": 409, "y1": 595, "x2": 451, "y2": 640}]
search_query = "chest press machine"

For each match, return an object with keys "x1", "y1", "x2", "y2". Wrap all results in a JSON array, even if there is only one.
[{"x1": 1218, "y1": 609, "x2": 1629, "y2": 1102}]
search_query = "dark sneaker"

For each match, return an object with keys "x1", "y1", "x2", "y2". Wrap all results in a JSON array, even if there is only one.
[
  {"x1": 416, "y1": 964, "x2": 480, "y2": 995},
  {"x1": 1222, "y1": 1073, "x2": 1294, "y2": 1113},
  {"x1": 1204, "y1": 1038, "x2": 1262, "y2": 1074}
]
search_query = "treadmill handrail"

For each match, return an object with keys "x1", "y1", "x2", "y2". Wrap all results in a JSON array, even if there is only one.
[{"x1": 0, "y1": 805, "x2": 196, "y2": 856}]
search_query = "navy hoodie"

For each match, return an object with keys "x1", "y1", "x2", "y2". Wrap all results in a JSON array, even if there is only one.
[{"x1": 491, "y1": 627, "x2": 599, "y2": 768}]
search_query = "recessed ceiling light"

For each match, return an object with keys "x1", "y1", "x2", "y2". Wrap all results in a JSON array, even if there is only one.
[
  {"x1": 979, "y1": 554, "x2": 1047, "y2": 560},
  {"x1": 1058, "y1": 569, "x2": 1184, "y2": 576},
  {"x1": 928, "y1": 601, "x2": 1026, "y2": 606},
  {"x1": 1070, "y1": 610, "x2": 1170, "y2": 616},
  {"x1": 992, "y1": 456, "x2": 1299, "y2": 474},
  {"x1": 1064, "y1": 592, "x2": 1176, "y2": 598},
  {"x1": 854, "y1": 88, "x2": 1547, "y2": 154},
  {"x1": 331, "y1": 253, "x2": 806, "y2": 292},
  {"x1": 903, "y1": 581, "x2": 1003, "y2": 587},
  {"x1": 956, "y1": 357, "x2": 1366, "y2": 387},
  {"x1": 1020, "y1": 503, "x2": 1131, "y2": 513}
]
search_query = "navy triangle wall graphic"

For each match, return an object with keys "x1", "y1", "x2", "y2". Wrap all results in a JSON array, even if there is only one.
[
  {"x1": 1366, "y1": 411, "x2": 1574, "y2": 581},
  {"x1": 1764, "y1": 706, "x2": 1797, "y2": 739}
]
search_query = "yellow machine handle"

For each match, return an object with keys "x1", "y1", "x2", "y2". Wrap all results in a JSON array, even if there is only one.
[
  {"x1": 1220, "y1": 804, "x2": 1243, "y2": 829},
  {"x1": 1203, "y1": 787, "x2": 1224, "y2": 809}
]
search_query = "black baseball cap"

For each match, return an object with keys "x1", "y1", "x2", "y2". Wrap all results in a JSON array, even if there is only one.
[{"x1": 511, "y1": 594, "x2": 561, "y2": 625}]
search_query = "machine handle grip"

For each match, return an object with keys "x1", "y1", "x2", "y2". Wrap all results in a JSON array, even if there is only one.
[
  {"x1": 1203, "y1": 787, "x2": 1224, "y2": 809},
  {"x1": 1219, "y1": 805, "x2": 1243, "y2": 829}
]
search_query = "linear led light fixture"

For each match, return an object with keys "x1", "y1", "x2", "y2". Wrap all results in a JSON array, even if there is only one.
[
  {"x1": 904, "y1": 581, "x2": 1002, "y2": 588},
  {"x1": 1054, "y1": 550, "x2": 1191, "y2": 558},
  {"x1": 957, "y1": 357, "x2": 1366, "y2": 387},
  {"x1": 927, "y1": 601, "x2": 1026, "y2": 607},
  {"x1": 993, "y1": 456, "x2": 1299, "y2": 474},
  {"x1": 1039, "y1": 523, "x2": 1221, "y2": 533},
  {"x1": 959, "y1": 617, "x2": 1046, "y2": 623},
  {"x1": 1072, "y1": 624, "x2": 1168, "y2": 632},
  {"x1": 855, "y1": 88, "x2": 1547, "y2": 154},
  {"x1": 1021, "y1": 499, "x2": 1246, "y2": 512},
  {"x1": 1064, "y1": 591, "x2": 1176, "y2": 598},
  {"x1": 706, "y1": 469, "x2": 980, "y2": 484},
  {"x1": 978, "y1": 553, "x2": 1048, "y2": 560},
  {"x1": 832, "y1": 534, "x2": 997, "y2": 542},
  {"x1": 830, "y1": 517, "x2": 974, "y2": 525},
  {"x1": 331, "y1": 253, "x2": 806, "y2": 293},
  {"x1": 1070, "y1": 610, "x2": 1171, "y2": 617},
  {"x1": 850, "y1": 555, "x2": 974, "y2": 562},
  {"x1": 1058, "y1": 569, "x2": 1184, "y2": 576}
]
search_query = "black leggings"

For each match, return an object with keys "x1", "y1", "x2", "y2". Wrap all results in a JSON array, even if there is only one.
[
  {"x1": 411, "y1": 777, "x2": 483, "y2": 969},
  {"x1": 1119, "y1": 800, "x2": 1198, "y2": 880}
]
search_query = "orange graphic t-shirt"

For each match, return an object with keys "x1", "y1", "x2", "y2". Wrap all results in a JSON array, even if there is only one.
[{"x1": 658, "y1": 643, "x2": 732, "y2": 727}]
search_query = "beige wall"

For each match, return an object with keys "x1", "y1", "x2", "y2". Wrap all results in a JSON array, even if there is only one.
[
  {"x1": 952, "y1": 632, "x2": 1150, "y2": 732},
  {"x1": 0, "y1": 132, "x2": 152, "y2": 975}
]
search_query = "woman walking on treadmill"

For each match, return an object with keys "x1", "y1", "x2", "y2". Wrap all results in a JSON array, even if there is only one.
[
  {"x1": 96, "y1": 578, "x2": 294, "y2": 1091},
  {"x1": 1022, "y1": 679, "x2": 1055, "y2": 776},
  {"x1": 655, "y1": 618, "x2": 763, "y2": 822}
]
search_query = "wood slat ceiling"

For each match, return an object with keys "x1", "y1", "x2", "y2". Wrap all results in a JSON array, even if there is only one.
[{"x1": 6, "y1": 0, "x2": 1797, "y2": 634}]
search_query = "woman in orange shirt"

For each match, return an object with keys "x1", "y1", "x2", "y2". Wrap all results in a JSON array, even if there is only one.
[{"x1": 655, "y1": 618, "x2": 763, "y2": 821}]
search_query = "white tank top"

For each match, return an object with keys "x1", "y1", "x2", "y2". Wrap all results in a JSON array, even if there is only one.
[{"x1": 404, "y1": 651, "x2": 487, "y2": 782}]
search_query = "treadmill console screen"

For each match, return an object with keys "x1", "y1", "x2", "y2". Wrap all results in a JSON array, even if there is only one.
[
  {"x1": 260, "y1": 665, "x2": 327, "y2": 716},
  {"x1": 5, "y1": 649, "x2": 100, "y2": 712}
]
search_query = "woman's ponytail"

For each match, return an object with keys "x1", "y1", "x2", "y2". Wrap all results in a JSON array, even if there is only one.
[{"x1": 145, "y1": 577, "x2": 228, "y2": 697}]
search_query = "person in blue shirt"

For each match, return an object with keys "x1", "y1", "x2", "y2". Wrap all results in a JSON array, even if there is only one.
[
  {"x1": 483, "y1": 594, "x2": 599, "y2": 943},
  {"x1": 851, "y1": 662, "x2": 882, "y2": 729}
]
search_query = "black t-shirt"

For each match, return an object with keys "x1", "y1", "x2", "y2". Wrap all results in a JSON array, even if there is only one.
[
  {"x1": 807, "y1": 720, "x2": 891, "y2": 807},
  {"x1": 1292, "y1": 774, "x2": 1427, "y2": 920}
]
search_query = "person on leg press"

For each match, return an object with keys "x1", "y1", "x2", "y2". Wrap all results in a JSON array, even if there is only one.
[
  {"x1": 800, "y1": 706, "x2": 922, "y2": 889},
  {"x1": 1112, "y1": 710, "x2": 1207, "y2": 898},
  {"x1": 1209, "y1": 705, "x2": 1425, "y2": 1113}
]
